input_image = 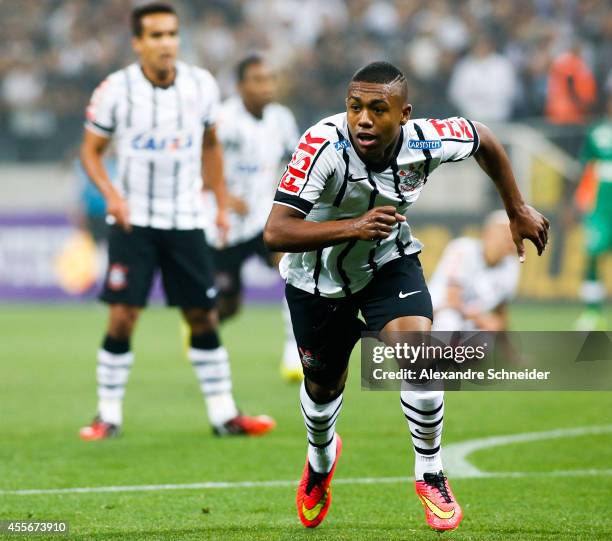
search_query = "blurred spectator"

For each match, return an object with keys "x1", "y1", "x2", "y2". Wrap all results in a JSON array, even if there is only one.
[
  {"x1": 0, "y1": 0, "x2": 611, "y2": 161},
  {"x1": 545, "y1": 41, "x2": 597, "y2": 125},
  {"x1": 448, "y1": 36, "x2": 518, "y2": 122}
]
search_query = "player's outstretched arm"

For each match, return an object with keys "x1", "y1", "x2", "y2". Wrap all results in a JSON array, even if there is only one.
[
  {"x1": 473, "y1": 121, "x2": 550, "y2": 262},
  {"x1": 264, "y1": 204, "x2": 405, "y2": 253},
  {"x1": 80, "y1": 128, "x2": 131, "y2": 231}
]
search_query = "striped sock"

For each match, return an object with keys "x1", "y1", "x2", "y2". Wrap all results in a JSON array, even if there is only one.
[
  {"x1": 97, "y1": 348, "x2": 134, "y2": 426},
  {"x1": 189, "y1": 345, "x2": 238, "y2": 427},
  {"x1": 400, "y1": 389, "x2": 444, "y2": 479},
  {"x1": 300, "y1": 382, "x2": 342, "y2": 474}
]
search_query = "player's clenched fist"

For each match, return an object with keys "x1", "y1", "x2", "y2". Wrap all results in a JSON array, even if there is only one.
[{"x1": 350, "y1": 205, "x2": 406, "y2": 241}]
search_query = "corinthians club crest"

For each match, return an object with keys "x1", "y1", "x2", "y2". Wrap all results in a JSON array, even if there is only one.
[{"x1": 397, "y1": 163, "x2": 425, "y2": 193}]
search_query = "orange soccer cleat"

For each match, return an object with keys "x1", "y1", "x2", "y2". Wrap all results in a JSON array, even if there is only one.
[
  {"x1": 296, "y1": 434, "x2": 343, "y2": 528},
  {"x1": 212, "y1": 414, "x2": 276, "y2": 436},
  {"x1": 415, "y1": 471, "x2": 463, "y2": 531},
  {"x1": 79, "y1": 416, "x2": 120, "y2": 441}
]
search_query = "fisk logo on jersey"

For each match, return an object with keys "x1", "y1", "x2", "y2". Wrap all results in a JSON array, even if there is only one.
[
  {"x1": 408, "y1": 139, "x2": 441, "y2": 150},
  {"x1": 428, "y1": 117, "x2": 474, "y2": 139},
  {"x1": 131, "y1": 133, "x2": 193, "y2": 151},
  {"x1": 279, "y1": 132, "x2": 327, "y2": 194},
  {"x1": 334, "y1": 139, "x2": 351, "y2": 151}
]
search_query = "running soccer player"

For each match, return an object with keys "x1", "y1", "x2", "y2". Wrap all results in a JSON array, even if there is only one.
[
  {"x1": 79, "y1": 3, "x2": 275, "y2": 439},
  {"x1": 207, "y1": 54, "x2": 303, "y2": 381},
  {"x1": 264, "y1": 62, "x2": 549, "y2": 531},
  {"x1": 429, "y1": 211, "x2": 520, "y2": 331},
  {"x1": 574, "y1": 91, "x2": 612, "y2": 331}
]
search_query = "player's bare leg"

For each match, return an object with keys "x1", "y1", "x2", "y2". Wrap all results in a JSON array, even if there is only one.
[
  {"x1": 80, "y1": 304, "x2": 141, "y2": 441},
  {"x1": 296, "y1": 370, "x2": 346, "y2": 528},
  {"x1": 216, "y1": 292, "x2": 242, "y2": 322},
  {"x1": 182, "y1": 307, "x2": 275, "y2": 436},
  {"x1": 381, "y1": 315, "x2": 462, "y2": 531}
]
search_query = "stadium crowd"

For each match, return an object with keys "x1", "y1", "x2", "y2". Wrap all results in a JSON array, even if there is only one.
[{"x1": 0, "y1": 0, "x2": 610, "y2": 160}]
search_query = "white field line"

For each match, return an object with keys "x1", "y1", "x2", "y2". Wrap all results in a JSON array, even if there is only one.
[
  {"x1": 443, "y1": 424, "x2": 612, "y2": 478},
  {"x1": 2, "y1": 426, "x2": 612, "y2": 496}
]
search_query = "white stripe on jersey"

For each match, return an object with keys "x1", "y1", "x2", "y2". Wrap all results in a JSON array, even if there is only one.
[
  {"x1": 84, "y1": 61, "x2": 221, "y2": 230},
  {"x1": 274, "y1": 113, "x2": 480, "y2": 298},
  {"x1": 207, "y1": 97, "x2": 299, "y2": 247}
]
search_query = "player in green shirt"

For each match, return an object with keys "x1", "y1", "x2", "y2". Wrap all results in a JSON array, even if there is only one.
[{"x1": 574, "y1": 93, "x2": 612, "y2": 330}]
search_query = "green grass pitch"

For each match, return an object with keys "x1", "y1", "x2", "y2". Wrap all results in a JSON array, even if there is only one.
[{"x1": 0, "y1": 303, "x2": 610, "y2": 540}]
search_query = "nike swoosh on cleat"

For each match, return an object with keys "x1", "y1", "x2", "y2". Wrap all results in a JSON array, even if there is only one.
[
  {"x1": 301, "y1": 490, "x2": 328, "y2": 521},
  {"x1": 399, "y1": 290, "x2": 421, "y2": 298},
  {"x1": 420, "y1": 495, "x2": 455, "y2": 520}
]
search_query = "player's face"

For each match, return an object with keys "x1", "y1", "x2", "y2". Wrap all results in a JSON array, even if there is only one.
[
  {"x1": 132, "y1": 13, "x2": 179, "y2": 74},
  {"x1": 239, "y1": 62, "x2": 277, "y2": 110},
  {"x1": 346, "y1": 81, "x2": 411, "y2": 164}
]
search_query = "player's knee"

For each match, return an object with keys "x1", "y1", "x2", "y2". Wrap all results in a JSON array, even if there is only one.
[
  {"x1": 183, "y1": 308, "x2": 218, "y2": 334},
  {"x1": 305, "y1": 378, "x2": 344, "y2": 404},
  {"x1": 217, "y1": 295, "x2": 241, "y2": 321},
  {"x1": 108, "y1": 305, "x2": 139, "y2": 340}
]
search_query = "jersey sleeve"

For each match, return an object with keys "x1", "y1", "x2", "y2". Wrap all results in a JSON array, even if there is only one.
[
  {"x1": 201, "y1": 72, "x2": 221, "y2": 128},
  {"x1": 273, "y1": 127, "x2": 335, "y2": 215},
  {"x1": 215, "y1": 103, "x2": 234, "y2": 143},
  {"x1": 425, "y1": 117, "x2": 480, "y2": 163},
  {"x1": 85, "y1": 76, "x2": 118, "y2": 137}
]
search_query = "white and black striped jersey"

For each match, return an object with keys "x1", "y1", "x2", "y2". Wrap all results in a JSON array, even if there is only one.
[
  {"x1": 274, "y1": 113, "x2": 480, "y2": 298},
  {"x1": 207, "y1": 96, "x2": 299, "y2": 247},
  {"x1": 85, "y1": 61, "x2": 220, "y2": 230}
]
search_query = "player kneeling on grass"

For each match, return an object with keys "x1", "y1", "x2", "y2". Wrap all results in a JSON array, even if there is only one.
[
  {"x1": 264, "y1": 61, "x2": 549, "y2": 531},
  {"x1": 429, "y1": 210, "x2": 520, "y2": 332}
]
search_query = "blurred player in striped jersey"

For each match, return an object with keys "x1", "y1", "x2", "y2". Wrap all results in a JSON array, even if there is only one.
[
  {"x1": 78, "y1": 2, "x2": 274, "y2": 440},
  {"x1": 264, "y1": 61, "x2": 549, "y2": 531},
  {"x1": 574, "y1": 91, "x2": 612, "y2": 331},
  {"x1": 206, "y1": 54, "x2": 303, "y2": 381},
  {"x1": 429, "y1": 211, "x2": 520, "y2": 332}
]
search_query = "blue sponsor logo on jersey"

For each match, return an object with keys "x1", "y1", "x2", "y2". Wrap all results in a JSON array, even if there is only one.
[
  {"x1": 236, "y1": 163, "x2": 259, "y2": 174},
  {"x1": 334, "y1": 139, "x2": 351, "y2": 151},
  {"x1": 131, "y1": 134, "x2": 193, "y2": 151},
  {"x1": 408, "y1": 139, "x2": 441, "y2": 150}
]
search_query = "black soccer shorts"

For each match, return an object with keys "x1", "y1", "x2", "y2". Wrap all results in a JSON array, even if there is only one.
[
  {"x1": 100, "y1": 225, "x2": 217, "y2": 309},
  {"x1": 285, "y1": 254, "x2": 433, "y2": 385},
  {"x1": 212, "y1": 232, "x2": 276, "y2": 298}
]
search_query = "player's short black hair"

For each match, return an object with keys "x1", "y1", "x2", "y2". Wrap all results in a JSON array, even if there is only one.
[
  {"x1": 350, "y1": 61, "x2": 408, "y2": 101},
  {"x1": 236, "y1": 54, "x2": 264, "y2": 82},
  {"x1": 131, "y1": 2, "x2": 177, "y2": 37}
]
